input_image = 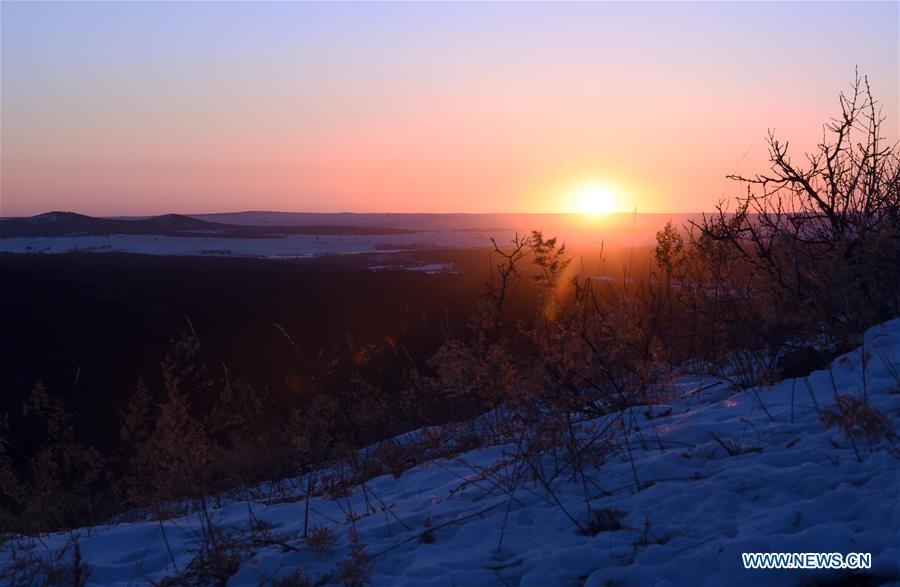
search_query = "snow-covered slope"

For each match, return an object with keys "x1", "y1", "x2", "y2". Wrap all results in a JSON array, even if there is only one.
[{"x1": 4, "y1": 321, "x2": 899, "y2": 586}]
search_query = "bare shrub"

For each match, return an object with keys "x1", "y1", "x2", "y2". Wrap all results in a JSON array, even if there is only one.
[
  {"x1": 820, "y1": 394, "x2": 896, "y2": 460},
  {"x1": 0, "y1": 535, "x2": 91, "y2": 586},
  {"x1": 18, "y1": 384, "x2": 103, "y2": 533},
  {"x1": 152, "y1": 506, "x2": 245, "y2": 587},
  {"x1": 580, "y1": 507, "x2": 627, "y2": 536},
  {"x1": 305, "y1": 525, "x2": 337, "y2": 556},
  {"x1": 205, "y1": 376, "x2": 303, "y2": 493},
  {"x1": 655, "y1": 72, "x2": 899, "y2": 386},
  {"x1": 259, "y1": 569, "x2": 318, "y2": 587},
  {"x1": 0, "y1": 415, "x2": 25, "y2": 532},
  {"x1": 336, "y1": 529, "x2": 373, "y2": 587},
  {"x1": 419, "y1": 231, "x2": 669, "y2": 433}
]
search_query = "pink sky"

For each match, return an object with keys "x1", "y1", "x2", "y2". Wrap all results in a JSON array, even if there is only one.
[{"x1": 2, "y1": 2, "x2": 897, "y2": 217}]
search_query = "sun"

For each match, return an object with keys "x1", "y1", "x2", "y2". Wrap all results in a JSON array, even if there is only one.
[{"x1": 575, "y1": 185, "x2": 617, "y2": 215}]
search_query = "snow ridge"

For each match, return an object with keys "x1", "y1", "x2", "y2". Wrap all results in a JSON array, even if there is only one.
[{"x1": 4, "y1": 321, "x2": 899, "y2": 586}]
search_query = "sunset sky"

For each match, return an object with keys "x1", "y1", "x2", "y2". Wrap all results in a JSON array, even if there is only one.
[{"x1": 2, "y1": 1, "x2": 897, "y2": 217}]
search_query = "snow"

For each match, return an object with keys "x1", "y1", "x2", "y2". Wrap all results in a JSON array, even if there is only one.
[
  {"x1": 0, "y1": 214, "x2": 666, "y2": 258},
  {"x1": 0, "y1": 232, "x2": 499, "y2": 258},
  {"x1": 369, "y1": 263, "x2": 456, "y2": 274},
  {"x1": 3, "y1": 321, "x2": 899, "y2": 586}
]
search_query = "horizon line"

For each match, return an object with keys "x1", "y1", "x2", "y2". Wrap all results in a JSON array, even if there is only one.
[{"x1": 2, "y1": 209, "x2": 710, "y2": 220}]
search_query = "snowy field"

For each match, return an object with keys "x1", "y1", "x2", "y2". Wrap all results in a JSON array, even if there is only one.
[
  {"x1": 3, "y1": 321, "x2": 898, "y2": 586},
  {"x1": 0, "y1": 231, "x2": 504, "y2": 259},
  {"x1": 0, "y1": 211, "x2": 671, "y2": 259}
]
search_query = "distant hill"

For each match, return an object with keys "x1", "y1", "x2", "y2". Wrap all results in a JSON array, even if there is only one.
[
  {"x1": 191, "y1": 211, "x2": 705, "y2": 231},
  {"x1": 0, "y1": 212, "x2": 416, "y2": 238}
]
